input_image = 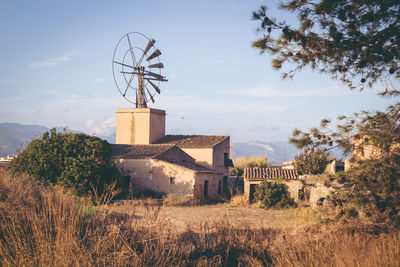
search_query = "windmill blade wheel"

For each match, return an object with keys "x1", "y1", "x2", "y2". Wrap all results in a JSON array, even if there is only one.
[{"x1": 112, "y1": 32, "x2": 167, "y2": 107}]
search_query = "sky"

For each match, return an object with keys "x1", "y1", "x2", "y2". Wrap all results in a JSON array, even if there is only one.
[{"x1": 0, "y1": 0, "x2": 398, "y2": 143}]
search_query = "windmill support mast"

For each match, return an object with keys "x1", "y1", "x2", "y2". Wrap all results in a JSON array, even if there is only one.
[{"x1": 137, "y1": 67, "x2": 147, "y2": 108}]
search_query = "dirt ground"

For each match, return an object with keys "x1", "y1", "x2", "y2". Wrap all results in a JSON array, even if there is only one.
[{"x1": 108, "y1": 201, "x2": 319, "y2": 233}]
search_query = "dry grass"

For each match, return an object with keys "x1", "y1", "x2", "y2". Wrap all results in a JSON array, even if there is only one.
[
  {"x1": 233, "y1": 156, "x2": 269, "y2": 169},
  {"x1": 226, "y1": 194, "x2": 261, "y2": 208},
  {"x1": 271, "y1": 225, "x2": 400, "y2": 267},
  {"x1": 0, "y1": 169, "x2": 399, "y2": 266},
  {"x1": 163, "y1": 194, "x2": 193, "y2": 206},
  {"x1": 226, "y1": 194, "x2": 251, "y2": 207}
]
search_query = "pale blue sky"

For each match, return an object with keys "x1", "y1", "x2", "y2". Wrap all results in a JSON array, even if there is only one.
[{"x1": 0, "y1": 0, "x2": 397, "y2": 142}]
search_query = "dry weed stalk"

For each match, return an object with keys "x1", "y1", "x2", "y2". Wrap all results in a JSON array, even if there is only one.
[{"x1": 90, "y1": 179, "x2": 121, "y2": 206}]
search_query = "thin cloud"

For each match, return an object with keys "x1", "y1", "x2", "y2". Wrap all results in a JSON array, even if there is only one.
[
  {"x1": 28, "y1": 51, "x2": 78, "y2": 68},
  {"x1": 157, "y1": 94, "x2": 286, "y2": 114},
  {"x1": 232, "y1": 83, "x2": 355, "y2": 98},
  {"x1": 84, "y1": 117, "x2": 116, "y2": 137}
]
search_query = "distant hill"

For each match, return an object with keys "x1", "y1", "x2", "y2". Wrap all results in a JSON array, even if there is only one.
[
  {"x1": 0, "y1": 123, "x2": 342, "y2": 163},
  {"x1": 231, "y1": 141, "x2": 300, "y2": 164},
  {"x1": 0, "y1": 123, "x2": 297, "y2": 162},
  {"x1": 0, "y1": 123, "x2": 49, "y2": 156},
  {"x1": 0, "y1": 123, "x2": 86, "y2": 156}
]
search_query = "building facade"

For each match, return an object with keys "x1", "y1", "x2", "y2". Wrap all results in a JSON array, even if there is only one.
[
  {"x1": 112, "y1": 108, "x2": 232, "y2": 201},
  {"x1": 243, "y1": 167, "x2": 302, "y2": 202}
]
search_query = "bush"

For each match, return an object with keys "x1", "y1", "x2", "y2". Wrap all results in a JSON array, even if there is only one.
[
  {"x1": 333, "y1": 150, "x2": 400, "y2": 226},
  {"x1": 254, "y1": 180, "x2": 294, "y2": 209},
  {"x1": 8, "y1": 128, "x2": 127, "y2": 200},
  {"x1": 294, "y1": 148, "x2": 330, "y2": 175}
]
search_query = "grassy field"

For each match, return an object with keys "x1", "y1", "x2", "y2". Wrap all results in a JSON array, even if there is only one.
[
  {"x1": 108, "y1": 201, "x2": 321, "y2": 233},
  {"x1": 1, "y1": 169, "x2": 399, "y2": 266}
]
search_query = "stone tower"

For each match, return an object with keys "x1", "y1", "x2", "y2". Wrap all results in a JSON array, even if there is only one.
[{"x1": 116, "y1": 108, "x2": 166, "y2": 145}]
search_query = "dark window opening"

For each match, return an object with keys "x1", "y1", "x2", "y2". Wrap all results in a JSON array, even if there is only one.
[
  {"x1": 224, "y1": 153, "x2": 234, "y2": 167},
  {"x1": 169, "y1": 177, "x2": 175, "y2": 184}
]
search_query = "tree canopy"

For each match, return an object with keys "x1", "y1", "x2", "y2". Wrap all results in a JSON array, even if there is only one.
[
  {"x1": 253, "y1": 1, "x2": 400, "y2": 225},
  {"x1": 252, "y1": 0, "x2": 400, "y2": 95},
  {"x1": 9, "y1": 129, "x2": 126, "y2": 199},
  {"x1": 290, "y1": 103, "x2": 400, "y2": 225},
  {"x1": 290, "y1": 102, "x2": 400, "y2": 156},
  {"x1": 293, "y1": 147, "x2": 330, "y2": 175}
]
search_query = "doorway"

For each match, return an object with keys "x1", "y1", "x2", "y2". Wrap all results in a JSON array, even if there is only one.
[
  {"x1": 204, "y1": 180, "x2": 209, "y2": 199},
  {"x1": 223, "y1": 176, "x2": 228, "y2": 194},
  {"x1": 249, "y1": 184, "x2": 257, "y2": 203}
]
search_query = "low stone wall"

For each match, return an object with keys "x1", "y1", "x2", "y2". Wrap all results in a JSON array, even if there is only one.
[
  {"x1": 304, "y1": 183, "x2": 334, "y2": 207},
  {"x1": 0, "y1": 162, "x2": 9, "y2": 170}
]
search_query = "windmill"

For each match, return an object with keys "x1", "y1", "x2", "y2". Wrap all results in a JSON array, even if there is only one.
[{"x1": 112, "y1": 32, "x2": 167, "y2": 108}]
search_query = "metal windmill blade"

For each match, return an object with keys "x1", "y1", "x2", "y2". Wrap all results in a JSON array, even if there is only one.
[{"x1": 112, "y1": 32, "x2": 168, "y2": 108}]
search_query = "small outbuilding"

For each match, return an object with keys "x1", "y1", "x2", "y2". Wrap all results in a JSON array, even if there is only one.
[{"x1": 243, "y1": 167, "x2": 302, "y2": 202}]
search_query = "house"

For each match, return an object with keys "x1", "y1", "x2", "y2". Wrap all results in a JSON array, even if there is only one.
[
  {"x1": 112, "y1": 108, "x2": 232, "y2": 201},
  {"x1": 344, "y1": 136, "x2": 399, "y2": 171},
  {"x1": 243, "y1": 167, "x2": 301, "y2": 202},
  {"x1": 278, "y1": 160, "x2": 295, "y2": 170},
  {"x1": 0, "y1": 155, "x2": 16, "y2": 162}
]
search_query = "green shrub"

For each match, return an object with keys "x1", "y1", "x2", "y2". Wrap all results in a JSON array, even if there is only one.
[
  {"x1": 254, "y1": 180, "x2": 294, "y2": 209},
  {"x1": 294, "y1": 148, "x2": 330, "y2": 175},
  {"x1": 8, "y1": 128, "x2": 127, "y2": 200}
]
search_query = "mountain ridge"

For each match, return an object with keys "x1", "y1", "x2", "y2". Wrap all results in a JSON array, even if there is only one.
[{"x1": 0, "y1": 122, "x2": 299, "y2": 163}]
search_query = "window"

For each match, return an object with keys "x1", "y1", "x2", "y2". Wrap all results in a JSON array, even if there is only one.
[
  {"x1": 224, "y1": 153, "x2": 234, "y2": 167},
  {"x1": 169, "y1": 177, "x2": 175, "y2": 184}
]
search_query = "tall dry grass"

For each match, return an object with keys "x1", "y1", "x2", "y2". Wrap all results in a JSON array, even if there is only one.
[
  {"x1": 0, "y1": 169, "x2": 399, "y2": 266},
  {"x1": 271, "y1": 225, "x2": 400, "y2": 267},
  {"x1": 233, "y1": 156, "x2": 269, "y2": 170}
]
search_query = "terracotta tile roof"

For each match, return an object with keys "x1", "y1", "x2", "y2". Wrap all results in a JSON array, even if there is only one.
[
  {"x1": 244, "y1": 167, "x2": 298, "y2": 180},
  {"x1": 154, "y1": 135, "x2": 229, "y2": 148},
  {"x1": 159, "y1": 160, "x2": 221, "y2": 173},
  {"x1": 111, "y1": 144, "x2": 175, "y2": 159}
]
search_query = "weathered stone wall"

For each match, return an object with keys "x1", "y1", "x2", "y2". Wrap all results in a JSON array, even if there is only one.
[
  {"x1": 180, "y1": 138, "x2": 231, "y2": 177},
  {"x1": 116, "y1": 158, "x2": 223, "y2": 200},
  {"x1": 212, "y1": 138, "x2": 230, "y2": 177},
  {"x1": 300, "y1": 175, "x2": 336, "y2": 207},
  {"x1": 181, "y1": 148, "x2": 213, "y2": 169},
  {"x1": 304, "y1": 183, "x2": 335, "y2": 208},
  {"x1": 194, "y1": 172, "x2": 223, "y2": 200}
]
